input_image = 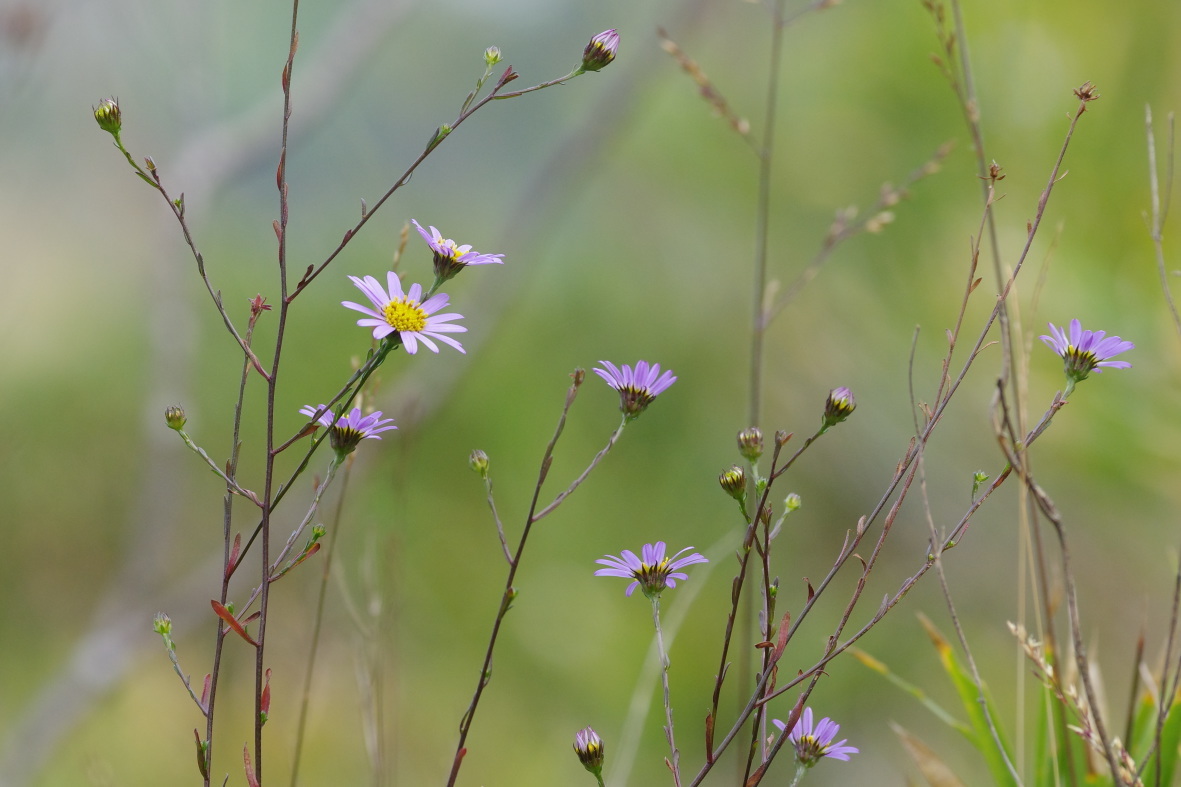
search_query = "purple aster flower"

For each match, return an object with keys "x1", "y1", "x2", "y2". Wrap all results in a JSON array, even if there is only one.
[
  {"x1": 595, "y1": 541, "x2": 707, "y2": 598},
  {"x1": 411, "y1": 220, "x2": 504, "y2": 283},
  {"x1": 300, "y1": 404, "x2": 396, "y2": 456},
  {"x1": 580, "y1": 29, "x2": 619, "y2": 72},
  {"x1": 773, "y1": 707, "x2": 858, "y2": 765},
  {"x1": 342, "y1": 271, "x2": 466, "y2": 354},
  {"x1": 593, "y1": 360, "x2": 676, "y2": 421},
  {"x1": 1040, "y1": 319, "x2": 1133, "y2": 394}
]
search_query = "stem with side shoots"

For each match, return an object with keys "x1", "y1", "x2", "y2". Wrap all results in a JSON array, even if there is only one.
[{"x1": 446, "y1": 373, "x2": 627, "y2": 787}]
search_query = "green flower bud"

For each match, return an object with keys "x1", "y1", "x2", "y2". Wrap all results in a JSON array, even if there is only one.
[
  {"x1": 469, "y1": 449, "x2": 490, "y2": 477},
  {"x1": 93, "y1": 97, "x2": 122, "y2": 136},
  {"x1": 165, "y1": 406, "x2": 187, "y2": 431},
  {"x1": 737, "y1": 427, "x2": 763, "y2": 461},
  {"x1": 484, "y1": 47, "x2": 502, "y2": 66},
  {"x1": 719, "y1": 465, "x2": 746, "y2": 501}
]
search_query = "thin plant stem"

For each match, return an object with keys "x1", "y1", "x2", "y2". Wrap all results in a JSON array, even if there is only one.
[
  {"x1": 250, "y1": 1, "x2": 303, "y2": 778},
  {"x1": 202, "y1": 302, "x2": 262, "y2": 785},
  {"x1": 747, "y1": 0, "x2": 787, "y2": 430},
  {"x1": 650, "y1": 596, "x2": 682, "y2": 787},
  {"x1": 446, "y1": 373, "x2": 627, "y2": 787},
  {"x1": 692, "y1": 100, "x2": 1095, "y2": 772},
  {"x1": 1146, "y1": 106, "x2": 1181, "y2": 339}
]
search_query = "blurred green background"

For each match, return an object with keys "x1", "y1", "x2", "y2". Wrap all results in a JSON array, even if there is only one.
[{"x1": 3, "y1": 0, "x2": 1181, "y2": 784}]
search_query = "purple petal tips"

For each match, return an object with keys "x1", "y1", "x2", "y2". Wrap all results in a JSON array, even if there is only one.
[
  {"x1": 411, "y1": 219, "x2": 504, "y2": 283},
  {"x1": 300, "y1": 404, "x2": 396, "y2": 456},
  {"x1": 1040, "y1": 319, "x2": 1132, "y2": 394},
  {"x1": 594, "y1": 360, "x2": 676, "y2": 421},
  {"x1": 594, "y1": 541, "x2": 707, "y2": 598},
  {"x1": 772, "y1": 707, "x2": 859, "y2": 765}
]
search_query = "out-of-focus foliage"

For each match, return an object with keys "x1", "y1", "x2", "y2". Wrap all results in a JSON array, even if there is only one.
[{"x1": 2, "y1": 0, "x2": 1181, "y2": 784}]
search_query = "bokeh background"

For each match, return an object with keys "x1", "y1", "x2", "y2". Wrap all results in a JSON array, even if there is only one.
[{"x1": 3, "y1": 0, "x2": 1181, "y2": 784}]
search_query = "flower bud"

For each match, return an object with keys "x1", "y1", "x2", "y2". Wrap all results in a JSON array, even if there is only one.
[
  {"x1": 152, "y1": 612, "x2": 172, "y2": 637},
  {"x1": 93, "y1": 97, "x2": 122, "y2": 136},
  {"x1": 737, "y1": 427, "x2": 763, "y2": 461},
  {"x1": 573, "y1": 727, "x2": 605, "y2": 774},
  {"x1": 165, "y1": 406, "x2": 187, "y2": 431},
  {"x1": 469, "y1": 449, "x2": 490, "y2": 477},
  {"x1": 719, "y1": 465, "x2": 746, "y2": 501},
  {"x1": 580, "y1": 29, "x2": 619, "y2": 73},
  {"x1": 785, "y1": 493, "x2": 802, "y2": 512},
  {"x1": 821, "y1": 387, "x2": 855, "y2": 431},
  {"x1": 484, "y1": 46, "x2": 502, "y2": 67}
]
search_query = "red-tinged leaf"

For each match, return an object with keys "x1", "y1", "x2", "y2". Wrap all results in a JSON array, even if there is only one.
[
  {"x1": 704, "y1": 712, "x2": 715, "y2": 761},
  {"x1": 225, "y1": 534, "x2": 242, "y2": 580},
  {"x1": 342, "y1": 228, "x2": 354, "y2": 243},
  {"x1": 969, "y1": 276, "x2": 982, "y2": 293},
  {"x1": 211, "y1": 601, "x2": 258, "y2": 647},
  {"x1": 273, "y1": 219, "x2": 282, "y2": 240},
  {"x1": 194, "y1": 730, "x2": 209, "y2": 780},
  {"x1": 244, "y1": 744, "x2": 260, "y2": 787},
  {"x1": 773, "y1": 610, "x2": 792, "y2": 660},
  {"x1": 805, "y1": 578, "x2": 815, "y2": 603},
  {"x1": 260, "y1": 668, "x2": 272, "y2": 715},
  {"x1": 200, "y1": 673, "x2": 211, "y2": 711},
  {"x1": 745, "y1": 761, "x2": 769, "y2": 786},
  {"x1": 242, "y1": 610, "x2": 261, "y2": 626}
]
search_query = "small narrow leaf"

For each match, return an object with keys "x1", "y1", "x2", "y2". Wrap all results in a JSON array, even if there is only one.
[
  {"x1": 210, "y1": 601, "x2": 258, "y2": 647},
  {"x1": 244, "y1": 744, "x2": 260, "y2": 787}
]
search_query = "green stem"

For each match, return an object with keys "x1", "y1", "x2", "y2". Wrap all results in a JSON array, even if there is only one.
[{"x1": 651, "y1": 596, "x2": 682, "y2": 787}]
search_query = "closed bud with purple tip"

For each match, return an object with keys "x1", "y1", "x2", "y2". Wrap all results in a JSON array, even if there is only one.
[
  {"x1": 573, "y1": 727, "x2": 605, "y2": 776},
  {"x1": 821, "y1": 387, "x2": 855, "y2": 432},
  {"x1": 579, "y1": 29, "x2": 619, "y2": 73}
]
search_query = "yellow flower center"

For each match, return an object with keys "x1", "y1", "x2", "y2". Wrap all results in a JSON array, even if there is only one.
[{"x1": 383, "y1": 298, "x2": 427, "y2": 333}]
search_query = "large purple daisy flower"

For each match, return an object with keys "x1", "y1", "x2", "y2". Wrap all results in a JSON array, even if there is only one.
[{"x1": 342, "y1": 271, "x2": 466, "y2": 354}]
